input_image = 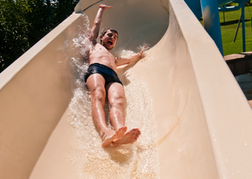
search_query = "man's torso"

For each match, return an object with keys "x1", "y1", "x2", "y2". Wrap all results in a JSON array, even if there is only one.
[{"x1": 89, "y1": 43, "x2": 117, "y2": 72}]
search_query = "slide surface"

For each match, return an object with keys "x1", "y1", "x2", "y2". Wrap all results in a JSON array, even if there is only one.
[{"x1": 1, "y1": 0, "x2": 252, "y2": 178}]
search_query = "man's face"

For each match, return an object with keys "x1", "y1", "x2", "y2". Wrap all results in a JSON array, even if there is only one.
[{"x1": 100, "y1": 30, "x2": 118, "y2": 50}]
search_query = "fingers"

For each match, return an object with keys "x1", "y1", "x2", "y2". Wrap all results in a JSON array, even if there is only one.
[
  {"x1": 139, "y1": 46, "x2": 145, "y2": 58},
  {"x1": 141, "y1": 46, "x2": 145, "y2": 54},
  {"x1": 99, "y1": 4, "x2": 113, "y2": 9}
]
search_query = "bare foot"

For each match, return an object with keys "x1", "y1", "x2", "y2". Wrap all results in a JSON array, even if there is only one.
[
  {"x1": 102, "y1": 127, "x2": 127, "y2": 148},
  {"x1": 112, "y1": 128, "x2": 141, "y2": 147}
]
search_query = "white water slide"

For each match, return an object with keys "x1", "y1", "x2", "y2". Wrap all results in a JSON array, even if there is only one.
[{"x1": 1, "y1": 0, "x2": 252, "y2": 178}]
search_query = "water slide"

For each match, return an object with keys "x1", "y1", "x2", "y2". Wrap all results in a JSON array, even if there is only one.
[{"x1": 1, "y1": 0, "x2": 252, "y2": 178}]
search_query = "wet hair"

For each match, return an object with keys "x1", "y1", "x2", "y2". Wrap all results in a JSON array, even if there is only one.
[{"x1": 100, "y1": 28, "x2": 118, "y2": 43}]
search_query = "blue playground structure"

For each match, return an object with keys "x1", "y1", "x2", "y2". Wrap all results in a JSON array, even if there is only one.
[{"x1": 184, "y1": 0, "x2": 250, "y2": 55}]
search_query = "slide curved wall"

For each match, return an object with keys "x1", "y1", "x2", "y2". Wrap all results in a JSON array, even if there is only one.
[{"x1": 0, "y1": 0, "x2": 252, "y2": 178}]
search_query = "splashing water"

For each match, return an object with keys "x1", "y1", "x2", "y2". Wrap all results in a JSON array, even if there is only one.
[{"x1": 68, "y1": 14, "x2": 159, "y2": 179}]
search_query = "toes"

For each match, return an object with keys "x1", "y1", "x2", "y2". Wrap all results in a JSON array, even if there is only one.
[
  {"x1": 114, "y1": 127, "x2": 127, "y2": 139},
  {"x1": 131, "y1": 128, "x2": 141, "y2": 139},
  {"x1": 112, "y1": 128, "x2": 141, "y2": 146},
  {"x1": 117, "y1": 127, "x2": 127, "y2": 135}
]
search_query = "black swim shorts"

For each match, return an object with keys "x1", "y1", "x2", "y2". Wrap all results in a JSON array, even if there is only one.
[{"x1": 84, "y1": 63, "x2": 123, "y2": 86}]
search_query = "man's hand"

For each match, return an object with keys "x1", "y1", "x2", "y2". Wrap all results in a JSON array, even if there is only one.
[
  {"x1": 138, "y1": 46, "x2": 145, "y2": 59},
  {"x1": 115, "y1": 46, "x2": 146, "y2": 66},
  {"x1": 99, "y1": 4, "x2": 113, "y2": 10}
]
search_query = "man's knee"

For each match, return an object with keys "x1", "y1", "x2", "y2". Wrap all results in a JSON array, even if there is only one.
[
  {"x1": 91, "y1": 87, "x2": 106, "y2": 102},
  {"x1": 110, "y1": 95, "x2": 125, "y2": 108},
  {"x1": 107, "y1": 83, "x2": 125, "y2": 108}
]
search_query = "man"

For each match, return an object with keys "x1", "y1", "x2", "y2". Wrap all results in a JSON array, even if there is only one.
[{"x1": 84, "y1": 4, "x2": 144, "y2": 148}]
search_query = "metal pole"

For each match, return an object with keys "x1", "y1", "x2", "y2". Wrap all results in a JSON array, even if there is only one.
[
  {"x1": 223, "y1": 11, "x2": 225, "y2": 22},
  {"x1": 233, "y1": 13, "x2": 242, "y2": 42},
  {"x1": 200, "y1": 0, "x2": 223, "y2": 55},
  {"x1": 242, "y1": 2, "x2": 246, "y2": 52}
]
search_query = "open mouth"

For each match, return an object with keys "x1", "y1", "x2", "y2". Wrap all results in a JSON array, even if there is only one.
[{"x1": 107, "y1": 41, "x2": 113, "y2": 45}]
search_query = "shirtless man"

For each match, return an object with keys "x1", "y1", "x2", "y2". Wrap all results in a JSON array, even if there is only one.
[{"x1": 84, "y1": 4, "x2": 144, "y2": 148}]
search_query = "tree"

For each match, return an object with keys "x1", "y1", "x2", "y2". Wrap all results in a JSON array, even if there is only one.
[
  {"x1": 0, "y1": 0, "x2": 30, "y2": 72},
  {"x1": 0, "y1": 0, "x2": 79, "y2": 73}
]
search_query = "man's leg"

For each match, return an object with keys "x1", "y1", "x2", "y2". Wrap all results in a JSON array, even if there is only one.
[
  {"x1": 106, "y1": 82, "x2": 126, "y2": 130},
  {"x1": 86, "y1": 74, "x2": 126, "y2": 147},
  {"x1": 106, "y1": 82, "x2": 141, "y2": 146}
]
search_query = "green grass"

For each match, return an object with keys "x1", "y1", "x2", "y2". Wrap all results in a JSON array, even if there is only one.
[{"x1": 218, "y1": 2, "x2": 252, "y2": 55}]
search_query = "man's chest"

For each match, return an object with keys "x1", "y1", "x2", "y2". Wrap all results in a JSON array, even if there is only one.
[{"x1": 90, "y1": 44, "x2": 114, "y2": 58}]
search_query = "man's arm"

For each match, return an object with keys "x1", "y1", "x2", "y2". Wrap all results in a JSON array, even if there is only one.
[
  {"x1": 88, "y1": 4, "x2": 112, "y2": 42},
  {"x1": 115, "y1": 47, "x2": 145, "y2": 66}
]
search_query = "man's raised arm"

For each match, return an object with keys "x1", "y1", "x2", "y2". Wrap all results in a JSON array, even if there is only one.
[{"x1": 88, "y1": 4, "x2": 112, "y2": 42}]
